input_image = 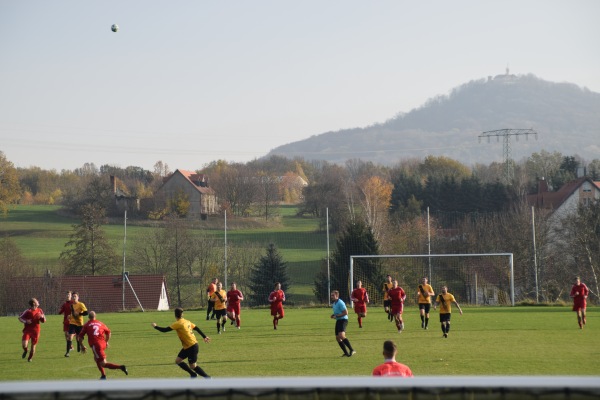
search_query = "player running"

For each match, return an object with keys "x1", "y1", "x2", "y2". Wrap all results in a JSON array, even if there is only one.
[
  {"x1": 351, "y1": 280, "x2": 369, "y2": 328},
  {"x1": 570, "y1": 276, "x2": 589, "y2": 329},
  {"x1": 226, "y1": 282, "x2": 244, "y2": 329},
  {"x1": 388, "y1": 280, "x2": 406, "y2": 333},
  {"x1": 210, "y1": 282, "x2": 228, "y2": 334},
  {"x1": 417, "y1": 277, "x2": 435, "y2": 329},
  {"x1": 18, "y1": 298, "x2": 46, "y2": 362},
  {"x1": 382, "y1": 275, "x2": 394, "y2": 322},
  {"x1": 57, "y1": 291, "x2": 73, "y2": 352},
  {"x1": 65, "y1": 291, "x2": 88, "y2": 357},
  {"x1": 152, "y1": 307, "x2": 211, "y2": 378},
  {"x1": 435, "y1": 285, "x2": 463, "y2": 338},
  {"x1": 78, "y1": 311, "x2": 128, "y2": 380},
  {"x1": 269, "y1": 282, "x2": 286, "y2": 330}
]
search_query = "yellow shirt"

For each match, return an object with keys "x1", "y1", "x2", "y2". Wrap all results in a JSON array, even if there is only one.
[
  {"x1": 210, "y1": 289, "x2": 227, "y2": 310},
  {"x1": 437, "y1": 293, "x2": 456, "y2": 314},
  {"x1": 169, "y1": 318, "x2": 198, "y2": 349},
  {"x1": 417, "y1": 284, "x2": 434, "y2": 304},
  {"x1": 68, "y1": 302, "x2": 87, "y2": 326},
  {"x1": 382, "y1": 282, "x2": 393, "y2": 300}
]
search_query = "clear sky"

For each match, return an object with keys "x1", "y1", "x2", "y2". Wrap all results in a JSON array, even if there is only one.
[{"x1": 1, "y1": 1, "x2": 599, "y2": 172}]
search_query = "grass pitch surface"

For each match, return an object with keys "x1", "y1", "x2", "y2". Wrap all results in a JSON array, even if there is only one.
[{"x1": 2, "y1": 306, "x2": 598, "y2": 381}]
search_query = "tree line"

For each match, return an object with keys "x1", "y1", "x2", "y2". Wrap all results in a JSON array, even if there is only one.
[{"x1": 1, "y1": 150, "x2": 599, "y2": 309}]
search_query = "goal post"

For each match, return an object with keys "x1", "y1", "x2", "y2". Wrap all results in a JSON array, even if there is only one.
[{"x1": 350, "y1": 253, "x2": 514, "y2": 306}]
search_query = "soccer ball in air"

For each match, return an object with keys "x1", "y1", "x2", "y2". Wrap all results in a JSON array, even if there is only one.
[{"x1": 111, "y1": 24, "x2": 119, "y2": 33}]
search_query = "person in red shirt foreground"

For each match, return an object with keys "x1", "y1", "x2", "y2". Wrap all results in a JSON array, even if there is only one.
[
  {"x1": 18, "y1": 298, "x2": 46, "y2": 362},
  {"x1": 350, "y1": 280, "x2": 369, "y2": 328},
  {"x1": 268, "y1": 282, "x2": 286, "y2": 330},
  {"x1": 372, "y1": 340, "x2": 413, "y2": 377},
  {"x1": 78, "y1": 311, "x2": 128, "y2": 380},
  {"x1": 570, "y1": 276, "x2": 589, "y2": 329},
  {"x1": 227, "y1": 282, "x2": 244, "y2": 329},
  {"x1": 387, "y1": 280, "x2": 406, "y2": 333}
]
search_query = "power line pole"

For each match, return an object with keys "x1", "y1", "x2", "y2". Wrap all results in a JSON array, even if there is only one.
[{"x1": 479, "y1": 128, "x2": 537, "y2": 183}]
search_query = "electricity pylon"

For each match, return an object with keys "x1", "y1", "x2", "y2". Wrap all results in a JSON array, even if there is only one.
[{"x1": 479, "y1": 128, "x2": 537, "y2": 183}]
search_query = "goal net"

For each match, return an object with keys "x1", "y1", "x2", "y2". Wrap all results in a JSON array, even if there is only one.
[{"x1": 350, "y1": 253, "x2": 514, "y2": 306}]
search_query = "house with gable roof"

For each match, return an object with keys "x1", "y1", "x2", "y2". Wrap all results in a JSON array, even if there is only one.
[
  {"x1": 154, "y1": 169, "x2": 217, "y2": 219},
  {"x1": 526, "y1": 176, "x2": 600, "y2": 224}
]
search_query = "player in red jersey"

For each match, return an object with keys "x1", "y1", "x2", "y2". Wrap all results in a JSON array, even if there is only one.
[
  {"x1": 58, "y1": 291, "x2": 73, "y2": 351},
  {"x1": 350, "y1": 280, "x2": 370, "y2": 328},
  {"x1": 268, "y1": 282, "x2": 286, "y2": 330},
  {"x1": 372, "y1": 340, "x2": 413, "y2": 377},
  {"x1": 78, "y1": 311, "x2": 128, "y2": 380},
  {"x1": 18, "y1": 298, "x2": 46, "y2": 362},
  {"x1": 570, "y1": 276, "x2": 590, "y2": 329},
  {"x1": 227, "y1": 282, "x2": 244, "y2": 329},
  {"x1": 387, "y1": 280, "x2": 406, "y2": 333}
]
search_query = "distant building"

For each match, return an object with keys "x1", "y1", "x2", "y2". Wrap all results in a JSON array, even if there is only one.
[
  {"x1": 110, "y1": 175, "x2": 140, "y2": 214},
  {"x1": 154, "y1": 169, "x2": 217, "y2": 219}
]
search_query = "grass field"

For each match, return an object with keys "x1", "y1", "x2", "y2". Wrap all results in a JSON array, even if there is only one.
[
  {"x1": 0, "y1": 205, "x2": 329, "y2": 304},
  {"x1": 1, "y1": 306, "x2": 599, "y2": 381}
]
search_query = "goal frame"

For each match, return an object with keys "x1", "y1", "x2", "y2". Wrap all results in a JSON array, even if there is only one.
[{"x1": 350, "y1": 253, "x2": 514, "y2": 306}]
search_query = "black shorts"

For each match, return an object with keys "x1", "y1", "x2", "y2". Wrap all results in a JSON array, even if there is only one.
[
  {"x1": 419, "y1": 303, "x2": 431, "y2": 313},
  {"x1": 440, "y1": 313, "x2": 451, "y2": 323},
  {"x1": 335, "y1": 319, "x2": 348, "y2": 335},
  {"x1": 214, "y1": 309, "x2": 227, "y2": 318},
  {"x1": 178, "y1": 343, "x2": 199, "y2": 364},
  {"x1": 383, "y1": 300, "x2": 391, "y2": 308},
  {"x1": 68, "y1": 324, "x2": 83, "y2": 335}
]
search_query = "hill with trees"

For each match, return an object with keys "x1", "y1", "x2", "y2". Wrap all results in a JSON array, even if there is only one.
[{"x1": 267, "y1": 73, "x2": 600, "y2": 166}]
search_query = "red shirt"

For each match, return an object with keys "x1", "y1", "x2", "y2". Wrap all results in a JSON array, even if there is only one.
[
  {"x1": 58, "y1": 301, "x2": 72, "y2": 322},
  {"x1": 227, "y1": 289, "x2": 243, "y2": 304},
  {"x1": 269, "y1": 290, "x2": 285, "y2": 305},
  {"x1": 79, "y1": 320, "x2": 110, "y2": 347},
  {"x1": 372, "y1": 361, "x2": 413, "y2": 377},
  {"x1": 570, "y1": 283, "x2": 589, "y2": 300},
  {"x1": 351, "y1": 287, "x2": 368, "y2": 305},
  {"x1": 19, "y1": 308, "x2": 45, "y2": 332},
  {"x1": 388, "y1": 287, "x2": 406, "y2": 306}
]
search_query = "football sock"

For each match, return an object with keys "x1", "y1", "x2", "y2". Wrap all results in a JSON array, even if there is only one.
[
  {"x1": 358, "y1": 317, "x2": 362, "y2": 328},
  {"x1": 217, "y1": 322, "x2": 221, "y2": 332},
  {"x1": 337, "y1": 341, "x2": 348, "y2": 355},
  {"x1": 421, "y1": 315, "x2": 424, "y2": 323},
  {"x1": 236, "y1": 317, "x2": 240, "y2": 327},
  {"x1": 105, "y1": 363, "x2": 120, "y2": 370},
  {"x1": 66, "y1": 340, "x2": 72, "y2": 353},
  {"x1": 177, "y1": 362, "x2": 196, "y2": 377},
  {"x1": 446, "y1": 323, "x2": 451, "y2": 333},
  {"x1": 342, "y1": 338, "x2": 354, "y2": 353},
  {"x1": 425, "y1": 317, "x2": 429, "y2": 328},
  {"x1": 194, "y1": 366, "x2": 210, "y2": 378},
  {"x1": 77, "y1": 341, "x2": 81, "y2": 352}
]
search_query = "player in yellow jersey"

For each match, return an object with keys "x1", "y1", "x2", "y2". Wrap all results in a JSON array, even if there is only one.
[
  {"x1": 152, "y1": 307, "x2": 211, "y2": 378},
  {"x1": 210, "y1": 281, "x2": 228, "y2": 334},
  {"x1": 417, "y1": 277, "x2": 435, "y2": 329},
  {"x1": 434, "y1": 286, "x2": 463, "y2": 338},
  {"x1": 382, "y1": 275, "x2": 394, "y2": 321},
  {"x1": 65, "y1": 292, "x2": 88, "y2": 357}
]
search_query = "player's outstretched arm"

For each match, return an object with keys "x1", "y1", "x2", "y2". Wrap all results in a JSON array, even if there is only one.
[
  {"x1": 454, "y1": 301, "x2": 463, "y2": 315},
  {"x1": 193, "y1": 326, "x2": 210, "y2": 342},
  {"x1": 151, "y1": 323, "x2": 172, "y2": 333}
]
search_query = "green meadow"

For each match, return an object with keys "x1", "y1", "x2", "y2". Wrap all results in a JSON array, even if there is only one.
[
  {"x1": 0, "y1": 205, "x2": 329, "y2": 303},
  {"x1": 1, "y1": 307, "x2": 598, "y2": 381}
]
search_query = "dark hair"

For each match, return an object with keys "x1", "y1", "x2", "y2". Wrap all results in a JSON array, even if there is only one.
[
  {"x1": 383, "y1": 340, "x2": 397, "y2": 358},
  {"x1": 175, "y1": 307, "x2": 184, "y2": 319}
]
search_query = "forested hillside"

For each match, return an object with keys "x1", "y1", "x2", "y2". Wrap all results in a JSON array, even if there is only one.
[{"x1": 267, "y1": 74, "x2": 600, "y2": 165}]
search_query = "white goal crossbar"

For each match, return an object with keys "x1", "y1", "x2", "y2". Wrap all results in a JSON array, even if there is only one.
[{"x1": 350, "y1": 253, "x2": 514, "y2": 306}]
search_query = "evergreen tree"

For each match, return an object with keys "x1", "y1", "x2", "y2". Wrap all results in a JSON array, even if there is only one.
[
  {"x1": 314, "y1": 220, "x2": 382, "y2": 302},
  {"x1": 249, "y1": 243, "x2": 289, "y2": 306},
  {"x1": 60, "y1": 203, "x2": 119, "y2": 276}
]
